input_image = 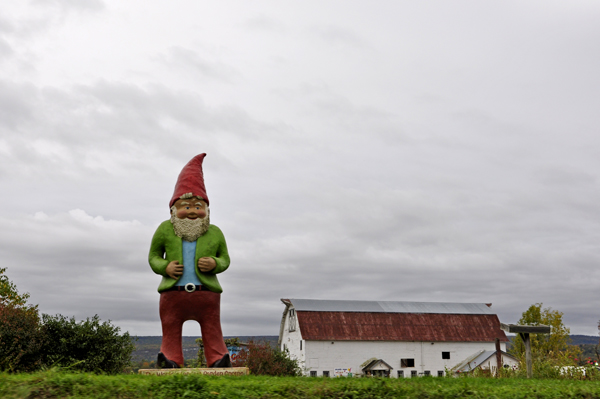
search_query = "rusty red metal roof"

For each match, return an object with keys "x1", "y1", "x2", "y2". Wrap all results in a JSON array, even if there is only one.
[{"x1": 296, "y1": 311, "x2": 508, "y2": 342}]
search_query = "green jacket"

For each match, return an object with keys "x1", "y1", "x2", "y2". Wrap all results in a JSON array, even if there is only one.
[{"x1": 148, "y1": 220, "x2": 230, "y2": 293}]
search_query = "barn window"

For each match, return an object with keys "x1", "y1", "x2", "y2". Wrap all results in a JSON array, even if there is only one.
[
  {"x1": 310, "y1": 371, "x2": 317, "y2": 377},
  {"x1": 424, "y1": 370, "x2": 431, "y2": 376},
  {"x1": 288, "y1": 308, "x2": 297, "y2": 332},
  {"x1": 397, "y1": 370, "x2": 404, "y2": 378},
  {"x1": 437, "y1": 370, "x2": 444, "y2": 377},
  {"x1": 442, "y1": 352, "x2": 450, "y2": 359},
  {"x1": 411, "y1": 370, "x2": 417, "y2": 377},
  {"x1": 323, "y1": 370, "x2": 330, "y2": 377},
  {"x1": 401, "y1": 358, "x2": 415, "y2": 368}
]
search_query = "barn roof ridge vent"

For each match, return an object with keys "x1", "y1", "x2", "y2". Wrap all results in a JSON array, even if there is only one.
[{"x1": 281, "y1": 298, "x2": 495, "y2": 315}]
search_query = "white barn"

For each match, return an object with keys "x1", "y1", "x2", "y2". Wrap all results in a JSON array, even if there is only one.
[{"x1": 278, "y1": 298, "x2": 514, "y2": 377}]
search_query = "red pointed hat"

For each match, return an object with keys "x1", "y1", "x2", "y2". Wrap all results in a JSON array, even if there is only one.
[{"x1": 169, "y1": 153, "x2": 209, "y2": 208}]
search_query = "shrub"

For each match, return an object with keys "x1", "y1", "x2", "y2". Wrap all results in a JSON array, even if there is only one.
[
  {"x1": 40, "y1": 314, "x2": 135, "y2": 374},
  {"x1": 0, "y1": 267, "x2": 45, "y2": 372},
  {"x1": 0, "y1": 304, "x2": 45, "y2": 372},
  {"x1": 237, "y1": 340, "x2": 302, "y2": 376}
]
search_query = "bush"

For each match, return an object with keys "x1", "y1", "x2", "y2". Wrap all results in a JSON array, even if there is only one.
[
  {"x1": 0, "y1": 304, "x2": 45, "y2": 372},
  {"x1": 40, "y1": 314, "x2": 135, "y2": 374},
  {"x1": 0, "y1": 267, "x2": 45, "y2": 372},
  {"x1": 237, "y1": 340, "x2": 302, "y2": 376}
]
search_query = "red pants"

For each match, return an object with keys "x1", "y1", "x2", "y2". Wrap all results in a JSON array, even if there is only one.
[{"x1": 159, "y1": 289, "x2": 228, "y2": 367}]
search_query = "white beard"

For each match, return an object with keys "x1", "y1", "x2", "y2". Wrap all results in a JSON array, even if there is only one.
[{"x1": 170, "y1": 210, "x2": 210, "y2": 242}]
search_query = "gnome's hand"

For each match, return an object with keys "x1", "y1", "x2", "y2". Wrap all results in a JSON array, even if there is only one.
[
  {"x1": 198, "y1": 257, "x2": 216, "y2": 272},
  {"x1": 166, "y1": 261, "x2": 184, "y2": 279}
]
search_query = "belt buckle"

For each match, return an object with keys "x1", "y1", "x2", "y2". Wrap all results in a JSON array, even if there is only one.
[{"x1": 184, "y1": 283, "x2": 196, "y2": 293}]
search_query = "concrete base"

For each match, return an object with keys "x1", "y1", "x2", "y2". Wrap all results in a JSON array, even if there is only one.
[{"x1": 138, "y1": 367, "x2": 249, "y2": 376}]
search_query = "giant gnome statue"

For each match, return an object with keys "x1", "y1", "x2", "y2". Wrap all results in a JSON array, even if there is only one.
[{"x1": 148, "y1": 153, "x2": 232, "y2": 368}]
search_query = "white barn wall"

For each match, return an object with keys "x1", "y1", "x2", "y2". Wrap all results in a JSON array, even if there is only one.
[
  {"x1": 303, "y1": 340, "x2": 505, "y2": 377},
  {"x1": 280, "y1": 307, "x2": 306, "y2": 368}
]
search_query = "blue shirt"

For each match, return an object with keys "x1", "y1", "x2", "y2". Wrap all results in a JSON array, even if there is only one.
[{"x1": 175, "y1": 240, "x2": 202, "y2": 286}]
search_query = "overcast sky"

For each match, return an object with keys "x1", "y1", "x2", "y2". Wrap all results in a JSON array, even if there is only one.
[{"x1": 1, "y1": 1, "x2": 599, "y2": 337}]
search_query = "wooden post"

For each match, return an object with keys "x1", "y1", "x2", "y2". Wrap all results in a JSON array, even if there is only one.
[
  {"x1": 520, "y1": 333, "x2": 532, "y2": 378},
  {"x1": 495, "y1": 338, "x2": 502, "y2": 377}
]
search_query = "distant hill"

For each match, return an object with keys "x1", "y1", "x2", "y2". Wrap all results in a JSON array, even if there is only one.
[
  {"x1": 131, "y1": 336, "x2": 279, "y2": 362},
  {"x1": 570, "y1": 335, "x2": 599, "y2": 361},
  {"x1": 505, "y1": 335, "x2": 597, "y2": 353},
  {"x1": 570, "y1": 335, "x2": 599, "y2": 346}
]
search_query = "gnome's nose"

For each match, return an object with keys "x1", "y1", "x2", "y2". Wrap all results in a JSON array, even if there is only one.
[{"x1": 189, "y1": 210, "x2": 206, "y2": 219}]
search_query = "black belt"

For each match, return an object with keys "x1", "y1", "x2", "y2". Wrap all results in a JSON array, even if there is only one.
[{"x1": 166, "y1": 284, "x2": 209, "y2": 293}]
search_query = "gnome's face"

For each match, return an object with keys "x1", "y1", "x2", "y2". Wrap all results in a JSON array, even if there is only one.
[
  {"x1": 170, "y1": 196, "x2": 210, "y2": 242},
  {"x1": 172, "y1": 197, "x2": 208, "y2": 220}
]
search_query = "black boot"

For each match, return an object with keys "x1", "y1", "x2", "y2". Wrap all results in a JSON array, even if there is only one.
[
  {"x1": 157, "y1": 352, "x2": 180, "y2": 369},
  {"x1": 210, "y1": 353, "x2": 232, "y2": 368}
]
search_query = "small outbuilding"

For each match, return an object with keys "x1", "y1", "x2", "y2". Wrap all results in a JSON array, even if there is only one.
[
  {"x1": 361, "y1": 358, "x2": 394, "y2": 377},
  {"x1": 278, "y1": 298, "x2": 510, "y2": 377},
  {"x1": 452, "y1": 350, "x2": 519, "y2": 375}
]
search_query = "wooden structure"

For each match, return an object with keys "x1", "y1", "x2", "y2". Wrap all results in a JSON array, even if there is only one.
[{"x1": 500, "y1": 323, "x2": 551, "y2": 378}]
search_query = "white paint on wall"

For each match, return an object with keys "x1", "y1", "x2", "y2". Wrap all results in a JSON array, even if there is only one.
[
  {"x1": 280, "y1": 306, "x2": 306, "y2": 368},
  {"x1": 300, "y1": 339, "x2": 506, "y2": 377}
]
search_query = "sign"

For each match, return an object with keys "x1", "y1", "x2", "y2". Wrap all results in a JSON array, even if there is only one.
[
  {"x1": 334, "y1": 368, "x2": 352, "y2": 377},
  {"x1": 139, "y1": 367, "x2": 249, "y2": 376}
]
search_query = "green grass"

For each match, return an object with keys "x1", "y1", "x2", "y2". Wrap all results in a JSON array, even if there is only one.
[{"x1": 2, "y1": 371, "x2": 600, "y2": 398}]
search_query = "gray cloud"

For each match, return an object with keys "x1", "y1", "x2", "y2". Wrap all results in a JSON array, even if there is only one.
[
  {"x1": 242, "y1": 15, "x2": 287, "y2": 33},
  {"x1": 157, "y1": 47, "x2": 240, "y2": 83},
  {"x1": 0, "y1": 79, "x2": 293, "y2": 181},
  {"x1": 312, "y1": 25, "x2": 366, "y2": 49},
  {"x1": 0, "y1": 80, "x2": 37, "y2": 129},
  {"x1": 30, "y1": 0, "x2": 106, "y2": 13},
  {"x1": 0, "y1": 27, "x2": 14, "y2": 60}
]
